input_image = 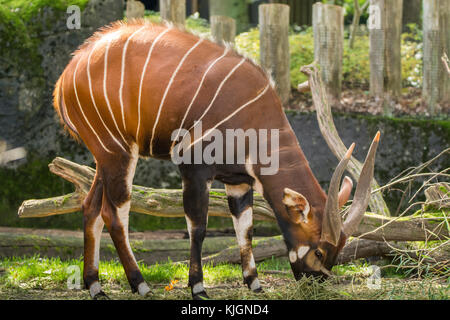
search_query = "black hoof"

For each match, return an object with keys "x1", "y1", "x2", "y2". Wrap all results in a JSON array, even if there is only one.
[
  {"x1": 93, "y1": 291, "x2": 110, "y2": 300},
  {"x1": 252, "y1": 286, "x2": 264, "y2": 293},
  {"x1": 192, "y1": 291, "x2": 209, "y2": 300}
]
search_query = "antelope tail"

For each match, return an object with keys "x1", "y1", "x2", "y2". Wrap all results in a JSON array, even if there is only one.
[{"x1": 53, "y1": 75, "x2": 80, "y2": 140}]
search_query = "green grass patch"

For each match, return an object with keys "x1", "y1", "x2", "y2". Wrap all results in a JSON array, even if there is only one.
[{"x1": 0, "y1": 255, "x2": 448, "y2": 300}]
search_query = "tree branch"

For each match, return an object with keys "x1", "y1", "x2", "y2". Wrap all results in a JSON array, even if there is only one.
[
  {"x1": 300, "y1": 62, "x2": 391, "y2": 217},
  {"x1": 18, "y1": 157, "x2": 448, "y2": 242}
]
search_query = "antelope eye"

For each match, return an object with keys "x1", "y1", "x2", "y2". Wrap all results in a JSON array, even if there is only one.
[{"x1": 315, "y1": 249, "x2": 323, "y2": 260}]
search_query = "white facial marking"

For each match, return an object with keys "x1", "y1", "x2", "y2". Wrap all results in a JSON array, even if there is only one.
[
  {"x1": 89, "y1": 281, "x2": 102, "y2": 297},
  {"x1": 250, "y1": 278, "x2": 261, "y2": 291},
  {"x1": 192, "y1": 282, "x2": 205, "y2": 295},
  {"x1": 297, "y1": 246, "x2": 310, "y2": 259},
  {"x1": 137, "y1": 282, "x2": 151, "y2": 296},
  {"x1": 289, "y1": 250, "x2": 298, "y2": 263}
]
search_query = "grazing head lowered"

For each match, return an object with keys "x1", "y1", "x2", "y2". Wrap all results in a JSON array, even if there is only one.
[
  {"x1": 281, "y1": 133, "x2": 379, "y2": 279},
  {"x1": 53, "y1": 20, "x2": 380, "y2": 299}
]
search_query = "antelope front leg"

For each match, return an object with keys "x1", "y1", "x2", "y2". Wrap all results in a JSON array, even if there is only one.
[
  {"x1": 180, "y1": 165, "x2": 212, "y2": 300},
  {"x1": 225, "y1": 184, "x2": 262, "y2": 292}
]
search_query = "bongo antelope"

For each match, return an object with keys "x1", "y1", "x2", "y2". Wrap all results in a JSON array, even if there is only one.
[{"x1": 53, "y1": 20, "x2": 380, "y2": 299}]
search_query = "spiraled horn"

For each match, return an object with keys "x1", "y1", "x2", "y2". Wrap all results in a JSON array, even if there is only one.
[
  {"x1": 342, "y1": 132, "x2": 381, "y2": 237},
  {"x1": 320, "y1": 143, "x2": 355, "y2": 246}
]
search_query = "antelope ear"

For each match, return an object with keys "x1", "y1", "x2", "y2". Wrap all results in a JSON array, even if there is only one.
[
  {"x1": 283, "y1": 188, "x2": 311, "y2": 223},
  {"x1": 338, "y1": 176, "x2": 353, "y2": 207}
]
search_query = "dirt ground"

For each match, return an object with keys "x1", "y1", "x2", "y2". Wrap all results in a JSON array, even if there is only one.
[{"x1": 287, "y1": 88, "x2": 450, "y2": 116}]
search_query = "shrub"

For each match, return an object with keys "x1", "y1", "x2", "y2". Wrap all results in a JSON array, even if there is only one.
[{"x1": 235, "y1": 25, "x2": 424, "y2": 89}]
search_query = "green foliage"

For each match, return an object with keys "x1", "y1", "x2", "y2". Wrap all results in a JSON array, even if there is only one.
[
  {"x1": 0, "y1": 0, "x2": 89, "y2": 76},
  {"x1": 185, "y1": 12, "x2": 211, "y2": 36},
  {"x1": 144, "y1": 10, "x2": 211, "y2": 37},
  {"x1": 235, "y1": 24, "x2": 424, "y2": 89},
  {"x1": 401, "y1": 24, "x2": 423, "y2": 88},
  {"x1": 289, "y1": 28, "x2": 315, "y2": 86},
  {"x1": 235, "y1": 27, "x2": 260, "y2": 62},
  {"x1": 1, "y1": 256, "x2": 448, "y2": 299}
]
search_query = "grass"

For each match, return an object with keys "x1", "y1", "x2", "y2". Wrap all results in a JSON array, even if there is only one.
[{"x1": 0, "y1": 255, "x2": 448, "y2": 300}]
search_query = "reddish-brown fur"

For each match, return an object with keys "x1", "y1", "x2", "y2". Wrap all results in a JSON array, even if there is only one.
[{"x1": 53, "y1": 20, "x2": 377, "y2": 299}]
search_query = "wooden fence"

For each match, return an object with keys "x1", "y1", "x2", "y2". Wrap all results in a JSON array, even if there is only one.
[{"x1": 126, "y1": 0, "x2": 449, "y2": 114}]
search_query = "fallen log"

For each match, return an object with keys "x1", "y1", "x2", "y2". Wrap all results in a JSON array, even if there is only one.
[{"x1": 18, "y1": 157, "x2": 449, "y2": 242}]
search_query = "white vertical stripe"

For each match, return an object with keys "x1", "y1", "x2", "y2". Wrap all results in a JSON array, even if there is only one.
[
  {"x1": 170, "y1": 46, "x2": 229, "y2": 151},
  {"x1": 87, "y1": 41, "x2": 128, "y2": 153},
  {"x1": 60, "y1": 73, "x2": 76, "y2": 131},
  {"x1": 149, "y1": 38, "x2": 204, "y2": 156},
  {"x1": 180, "y1": 57, "x2": 246, "y2": 145},
  {"x1": 189, "y1": 57, "x2": 246, "y2": 130},
  {"x1": 136, "y1": 28, "x2": 172, "y2": 145},
  {"x1": 73, "y1": 57, "x2": 114, "y2": 154},
  {"x1": 119, "y1": 26, "x2": 146, "y2": 132},
  {"x1": 103, "y1": 37, "x2": 130, "y2": 150},
  {"x1": 187, "y1": 83, "x2": 270, "y2": 151}
]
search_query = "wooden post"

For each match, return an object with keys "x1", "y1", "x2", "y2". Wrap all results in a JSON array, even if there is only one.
[
  {"x1": 126, "y1": 0, "x2": 145, "y2": 19},
  {"x1": 312, "y1": 3, "x2": 344, "y2": 107},
  {"x1": 211, "y1": 16, "x2": 236, "y2": 45},
  {"x1": 369, "y1": 0, "x2": 403, "y2": 114},
  {"x1": 259, "y1": 4, "x2": 291, "y2": 106},
  {"x1": 209, "y1": 0, "x2": 249, "y2": 34},
  {"x1": 423, "y1": 0, "x2": 450, "y2": 115},
  {"x1": 402, "y1": 0, "x2": 421, "y2": 31},
  {"x1": 159, "y1": 0, "x2": 185, "y2": 27},
  {"x1": 191, "y1": 0, "x2": 198, "y2": 14}
]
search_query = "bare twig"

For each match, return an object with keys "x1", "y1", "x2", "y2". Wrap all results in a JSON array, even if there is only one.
[
  {"x1": 300, "y1": 62, "x2": 391, "y2": 217},
  {"x1": 442, "y1": 53, "x2": 450, "y2": 75},
  {"x1": 349, "y1": 0, "x2": 370, "y2": 49}
]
